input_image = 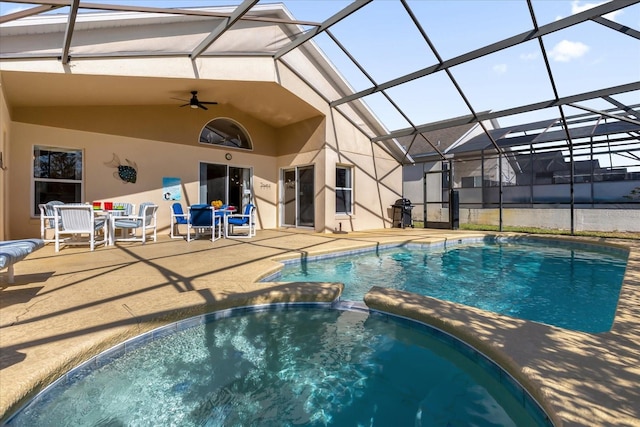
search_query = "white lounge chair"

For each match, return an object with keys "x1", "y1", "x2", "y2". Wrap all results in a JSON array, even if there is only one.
[
  {"x1": 53, "y1": 204, "x2": 107, "y2": 252},
  {"x1": 1, "y1": 239, "x2": 45, "y2": 283}
]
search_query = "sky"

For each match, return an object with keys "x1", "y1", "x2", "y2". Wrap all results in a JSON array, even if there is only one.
[{"x1": 1, "y1": 0, "x2": 639, "y2": 132}]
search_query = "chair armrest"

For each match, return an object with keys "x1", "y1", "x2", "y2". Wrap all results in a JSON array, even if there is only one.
[
  {"x1": 226, "y1": 212, "x2": 248, "y2": 218},
  {"x1": 112, "y1": 215, "x2": 140, "y2": 221}
]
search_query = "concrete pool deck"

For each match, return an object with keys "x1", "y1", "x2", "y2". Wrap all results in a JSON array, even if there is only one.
[{"x1": 0, "y1": 228, "x2": 639, "y2": 426}]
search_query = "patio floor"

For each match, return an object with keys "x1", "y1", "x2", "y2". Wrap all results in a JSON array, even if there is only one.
[{"x1": 1, "y1": 228, "x2": 639, "y2": 426}]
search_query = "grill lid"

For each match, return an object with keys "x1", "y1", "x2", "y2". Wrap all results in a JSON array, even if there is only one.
[
  {"x1": 394, "y1": 198, "x2": 412, "y2": 205},
  {"x1": 393, "y1": 198, "x2": 413, "y2": 207}
]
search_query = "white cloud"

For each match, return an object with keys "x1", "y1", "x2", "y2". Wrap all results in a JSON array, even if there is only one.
[
  {"x1": 548, "y1": 40, "x2": 590, "y2": 62},
  {"x1": 572, "y1": 0, "x2": 602, "y2": 14},
  {"x1": 492, "y1": 64, "x2": 507, "y2": 74},
  {"x1": 571, "y1": 0, "x2": 622, "y2": 21},
  {"x1": 520, "y1": 52, "x2": 539, "y2": 61}
]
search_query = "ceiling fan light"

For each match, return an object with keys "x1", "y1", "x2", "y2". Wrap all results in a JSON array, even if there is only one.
[{"x1": 190, "y1": 104, "x2": 198, "y2": 109}]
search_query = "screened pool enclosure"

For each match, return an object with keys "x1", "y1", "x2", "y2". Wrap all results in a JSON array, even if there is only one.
[{"x1": 1, "y1": 0, "x2": 639, "y2": 234}]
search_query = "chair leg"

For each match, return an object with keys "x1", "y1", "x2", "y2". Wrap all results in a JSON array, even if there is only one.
[
  {"x1": 211, "y1": 221, "x2": 221, "y2": 242},
  {"x1": 171, "y1": 223, "x2": 186, "y2": 239},
  {"x1": 6, "y1": 265, "x2": 15, "y2": 283}
]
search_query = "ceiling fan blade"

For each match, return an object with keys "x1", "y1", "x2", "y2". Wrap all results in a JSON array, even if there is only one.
[{"x1": 174, "y1": 91, "x2": 216, "y2": 110}]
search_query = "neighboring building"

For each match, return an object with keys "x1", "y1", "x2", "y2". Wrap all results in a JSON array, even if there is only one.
[
  {"x1": 0, "y1": 4, "x2": 404, "y2": 239},
  {"x1": 400, "y1": 119, "x2": 499, "y2": 226},
  {"x1": 401, "y1": 111, "x2": 640, "y2": 232}
]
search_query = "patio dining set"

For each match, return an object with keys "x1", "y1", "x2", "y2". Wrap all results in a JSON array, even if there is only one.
[
  {"x1": 38, "y1": 201, "x2": 157, "y2": 252},
  {"x1": 38, "y1": 201, "x2": 255, "y2": 252},
  {"x1": 169, "y1": 203, "x2": 256, "y2": 242}
]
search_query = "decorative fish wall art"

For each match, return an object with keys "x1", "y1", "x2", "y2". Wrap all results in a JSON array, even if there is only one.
[{"x1": 105, "y1": 153, "x2": 138, "y2": 183}]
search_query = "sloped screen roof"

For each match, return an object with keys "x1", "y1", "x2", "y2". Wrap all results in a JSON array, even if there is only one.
[{"x1": 0, "y1": 0, "x2": 638, "y2": 164}]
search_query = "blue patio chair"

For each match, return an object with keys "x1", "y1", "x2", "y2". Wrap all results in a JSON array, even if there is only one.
[
  {"x1": 170, "y1": 203, "x2": 189, "y2": 239},
  {"x1": 187, "y1": 204, "x2": 221, "y2": 242},
  {"x1": 225, "y1": 203, "x2": 256, "y2": 239},
  {"x1": 111, "y1": 202, "x2": 158, "y2": 245}
]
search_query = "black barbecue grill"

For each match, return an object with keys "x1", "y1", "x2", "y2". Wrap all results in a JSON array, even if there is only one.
[{"x1": 391, "y1": 198, "x2": 413, "y2": 228}]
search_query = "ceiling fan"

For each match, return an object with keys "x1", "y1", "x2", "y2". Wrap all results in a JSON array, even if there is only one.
[{"x1": 175, "y1": 91, "x2": 218, "y2": 110}]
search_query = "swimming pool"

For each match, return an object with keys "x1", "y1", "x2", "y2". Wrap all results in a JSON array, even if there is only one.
[
  {"x1": 4, "y1": 304, "x2": 552, "y2": 426},
  {"x1": 268, "y1": 237, "x2": 628, "y2": 333}
]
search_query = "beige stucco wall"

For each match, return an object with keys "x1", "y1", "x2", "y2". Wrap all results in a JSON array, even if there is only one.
[
  {"x1": 7, "y1": 121, "x2": 401, "y2": 239},
  {"x1": 10, "y1": 103, "x2": 281, "y2": 154},
  {"x1": 3, "y1": 86, "x2": 402, "y2": 239},
  {"x1": 9, "y1": 121, "x2": 281, "y2": 239},
  {"x1": 0, "y1": 86, "x2": 9, "y2": 240},
  {"x1": 274, "y1": 104, "x2": 402, "y2": 233},
  {"x1": 325, "y1": 116, "x2": 401, "y2": 232}
]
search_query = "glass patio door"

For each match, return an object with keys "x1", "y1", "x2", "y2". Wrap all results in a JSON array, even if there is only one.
[
  {"x1": 281, "y1": 166, "x2": 314, "y2": 228},
  {"x1": 200, "y1": 163, "x2": 252, "y2": 209},
  {"x1": 229, "y1": 166, "x2": 251, "y2": 210}
]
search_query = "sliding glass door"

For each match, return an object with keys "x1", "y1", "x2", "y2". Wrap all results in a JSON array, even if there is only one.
[
  {"x1": 200, "y1": 163, "x2": 252, "y2": 209},
  {"x1": 281, "y1": 166, "x2": 314, "y2": 228}
]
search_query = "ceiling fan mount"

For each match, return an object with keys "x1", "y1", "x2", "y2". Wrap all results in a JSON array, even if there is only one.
[{"x1": 175, "y1": 90, "x2": 218, "y2": 110}]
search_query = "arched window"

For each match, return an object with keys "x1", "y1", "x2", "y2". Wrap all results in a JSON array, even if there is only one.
[{"x1": 199, "y1": 118, "x2": 252, "y2": 150}]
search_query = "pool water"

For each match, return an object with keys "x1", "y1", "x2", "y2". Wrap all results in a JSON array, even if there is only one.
[
  {"x1": 5, "y1": 306, "x2": 550, "y2": 426},
  {"x1": 272, "y1": 239, "x2": 628, "y2": 333}
]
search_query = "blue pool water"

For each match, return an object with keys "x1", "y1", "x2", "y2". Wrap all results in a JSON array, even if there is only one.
[
  {"x1": 5, "y1": 305, "x2": 551, "y2": 426},
  {"x1": 270, "y1": 238, "x2": 628, "y2": 333}
]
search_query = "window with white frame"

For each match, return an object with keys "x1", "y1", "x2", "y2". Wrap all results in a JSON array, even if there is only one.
[
  {"x1": 336, "y1": 165, "x2": 353, "y2": 215},
  {"x1": 33, "y1": 146, "x2": 83, "y2": 216}
]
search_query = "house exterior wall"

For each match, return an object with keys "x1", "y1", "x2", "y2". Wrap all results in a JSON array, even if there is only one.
[
  {"x1": 0, "y1": 87, "x2": 9, "y2": 240},
  {"x1": 0, "y1": 9, "x2": 403, "y2": 239},
  {"x1": 1, "y1": 72, "x2": 401, "y2": 239},
  {"x1": 8, "y1": 120, "x2": 279, "y2": 239}
]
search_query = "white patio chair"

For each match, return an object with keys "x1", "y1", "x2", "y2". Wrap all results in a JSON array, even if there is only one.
[
  {"x1": 53, "y1": 204, "x2": 107, "y2": 252},
  {"x1": 111, "y1": 202, "x2": 158, "y2": 244},
  {"x1": 225, "y1": 203, "x2": 256, "y2": 239},
  {"x1": 39, "y1": 200, "x2": 64, "y2": 243},
  {"x1": 108, "y1": 202, "x2": 136, "y2": 241}
]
